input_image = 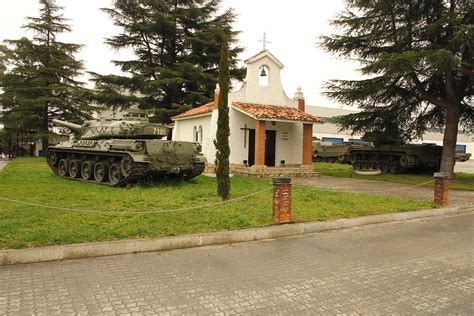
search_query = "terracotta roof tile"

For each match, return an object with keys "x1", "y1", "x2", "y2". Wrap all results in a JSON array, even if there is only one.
[
  {"x1": 172, "y1": 102, "x2": 216, "y2": 120},
  {"x1": 232, "y1": 102, "x2": 324, "y2": 123}
]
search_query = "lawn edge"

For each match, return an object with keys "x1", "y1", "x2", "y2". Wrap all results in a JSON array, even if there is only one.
[{"x1": 1, "y1": 205, "x2": 472, "y2": 266}]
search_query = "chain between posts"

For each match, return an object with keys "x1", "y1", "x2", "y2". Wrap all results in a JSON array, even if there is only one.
[
  {"x1": 293, "y1": 179, "x2": 435, "y2": 194},
  {"x1": 0, "y1": 178, "x2": 441, "y2": 216},
  {"x1": 0, "y1": 186, "x2": 273, "y2": 215}
]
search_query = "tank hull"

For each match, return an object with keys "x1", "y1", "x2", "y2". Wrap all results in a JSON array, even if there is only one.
[
  {"x1": 47, "y1": 138, "x2": 206, "y2": 186},
  {"x1": 313, "y1": 141, "x2": 373, "y2": 164},
  {"x1": 349, "y1": 144, "x2": 442, "y2": 174}
]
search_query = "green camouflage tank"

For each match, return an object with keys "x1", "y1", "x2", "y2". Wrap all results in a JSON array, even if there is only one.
[{"x1": 47, "y1": 109, "x2": 206, "y2": 186}]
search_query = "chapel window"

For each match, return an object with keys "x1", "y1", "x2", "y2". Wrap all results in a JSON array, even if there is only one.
[
  {"x1": 193, "y1": 126, "x2": 198, "y2": 142},
  {"x1": 198, "y1": 125, "x2": 203, "y2": 143}
]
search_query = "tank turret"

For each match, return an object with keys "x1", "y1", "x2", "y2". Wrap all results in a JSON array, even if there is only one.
[
  {"x1": 46, "y1": 109, "x2": 206, "y2": 186},
  {"x1": 53, "y1": 110, "x2": 168, "y2": 140}
]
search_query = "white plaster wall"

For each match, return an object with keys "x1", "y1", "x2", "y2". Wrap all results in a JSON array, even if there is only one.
[
  {"x1": 172, "y1": 115, "x2": 213, "y2": 159},
  {"x1": 274, "y1": 121, "x2": 303, "y2": 165},
  {"x1": 228, "y1": 109, "x2": 303, "y2": 165},
  {"x1": 231, "y1": 55, "x2": 296, "y2": 107},
  {"x1": 229, "y1": 109, "x2": 256, "y2": 164},
  {"x1": 205, "y1": 110, "x2": 218, "y2": 163}
]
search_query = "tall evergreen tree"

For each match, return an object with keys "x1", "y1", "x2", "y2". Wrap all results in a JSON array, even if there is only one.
[
  {"x1": 92, "y1": 0, "x2": 244, "y2": 123},
  {"x1": 0, "y1": 0, "x2": 92, "y2": 154},
  {"x1": 214, "y1": 35, "x2": 230, "y2": 200},
  {"x1": 320, "y1": 0, "x2": 473, "y2": 177}
]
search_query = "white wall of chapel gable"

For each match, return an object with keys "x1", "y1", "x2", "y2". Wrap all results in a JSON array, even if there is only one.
[
  {"x1": 230, "y1": 55, "x2": 296, "y2": 107},
  {"x1": 172, "y1": 115, "x2": 213, "y2": 160}
]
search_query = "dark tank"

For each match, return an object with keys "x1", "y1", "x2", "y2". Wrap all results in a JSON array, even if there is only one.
[
  {"x1": 47, "y1": 108, "x2": 207, "y2": 186},
  {"x1": 349, "y1": 143, "x2": 442, "y2": 174}
]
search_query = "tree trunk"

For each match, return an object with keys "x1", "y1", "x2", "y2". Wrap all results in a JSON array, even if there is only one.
[{"x1": 440, "y1": 102, "x2": 460, "y2": 178}]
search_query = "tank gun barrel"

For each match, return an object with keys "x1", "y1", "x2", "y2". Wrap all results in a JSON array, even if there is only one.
[{"x1": 52, "y1": 119, "x2": 82, "y2": 131}]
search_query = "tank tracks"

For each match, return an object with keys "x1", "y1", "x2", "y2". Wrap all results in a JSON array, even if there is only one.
[
  {"x1": 46, "y1": 148, "x2": 149, "y2": 187},
  {"x1": 47, "y1": 148, "x2": 204, "y2": 186}
]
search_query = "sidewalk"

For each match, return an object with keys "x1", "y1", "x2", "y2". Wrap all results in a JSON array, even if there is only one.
[
  {"x1": 1, "y1": 212, "x2": 472, "y2": 314},
  {"x1": 1, "y1": 205, "x2": 472, "y2": 266}
]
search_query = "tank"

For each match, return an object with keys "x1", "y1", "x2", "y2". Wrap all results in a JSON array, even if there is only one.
[
  {"x1": 46, "y1": 108, "x2": 207, "y2": 186},
  {"x1": 349, "y1": 143, "x2": 443, "y2": 174},
  {"x1": 455, "y1": 152, "x2": 471, "y2": 162},
  {"x1": 313, "y1": 141, "x2": 374, "y2": 164}
]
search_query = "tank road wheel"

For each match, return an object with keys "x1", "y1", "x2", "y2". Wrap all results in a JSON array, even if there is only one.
[
  {"x1": 389, "y1": 161, "x2": 401, "y2": 174},
  {"x1": 69, "y1": 160, "x2": 82, "y2": 178},
  {"x1": 81, "y1": 161, "x2": 94, "y2": 180},
  {"x1": 47, "y1": 151, "x2": 59, "y2": 166},
  {"x1": 108, "y1": 163, "x2": 123, "y2": 186},
  {"x1": 120, "y1": 156, "x2": 133, "y2": 177},
  {"x1": 58, "y1": 159, "x2": 69, "y2": 177},
  {"x1": 399, "y1": 155, "x2": 409, "y2": 168},
  {"x1": 380, "y1": 161, "x2": 390, "y2": 173},
  {"x1": 94, "y1": 162, "x2": 108, "y2": 183}
]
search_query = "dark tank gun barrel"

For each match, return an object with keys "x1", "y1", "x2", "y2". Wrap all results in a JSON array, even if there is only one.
[{"x1": 52, "y1": 119, "x2": 82, "y2": 132}]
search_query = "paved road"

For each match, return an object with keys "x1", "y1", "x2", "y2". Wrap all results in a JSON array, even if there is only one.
[{"x1": 1, "y1": 213, "x2": 473, "y2": 314}]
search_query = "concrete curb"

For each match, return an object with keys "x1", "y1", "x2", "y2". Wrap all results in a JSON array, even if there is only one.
[{"x1": 1, "y1": 205, "x2": 472, "y2": 266}]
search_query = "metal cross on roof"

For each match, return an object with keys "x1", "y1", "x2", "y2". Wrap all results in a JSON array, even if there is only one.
[{"x1": 258, "y1": 32, "x2": 272, "y2": 50}]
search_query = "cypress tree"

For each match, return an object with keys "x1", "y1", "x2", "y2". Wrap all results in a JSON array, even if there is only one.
[
  {"x1": 0, "y1": 0, "x2": 92, "y2": 155},
  {"x1": 214, "y1": 35, "x2": 230, "y2": 200},
  {"x1": 320, "y1": 0, "x2": 473, "y2": 177},
  {"x1": 92, "y1": 0, "x2": 244, "y2": 123}
]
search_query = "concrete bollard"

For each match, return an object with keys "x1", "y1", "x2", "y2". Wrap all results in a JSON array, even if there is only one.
[
  {"x1": 272, "y1": 177, "x2": 292, "y2": 224},
  {"x1": 434, "y1": 172, "x2": 450, "y2": 207}
]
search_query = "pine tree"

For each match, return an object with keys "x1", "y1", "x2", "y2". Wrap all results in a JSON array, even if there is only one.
[
  {"x1": 214, "y1": 35, "x2": 230, "y2": 200},
  {"x1": 320, "y1": 0, "x2": 473, "y2": 177},
  {"x1": 0, "y1": 0, "x2": 92, "y2": 155},
  {"x1": 92, "y1": 0, "x2": 244, "y2": 123}
]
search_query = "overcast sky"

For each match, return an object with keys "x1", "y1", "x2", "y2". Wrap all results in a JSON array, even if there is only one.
[{"x1": 1, "y1": 0, "x2": 361, "y2": 108}]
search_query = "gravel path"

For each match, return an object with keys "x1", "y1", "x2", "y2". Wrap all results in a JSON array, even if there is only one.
[{"x1": 294, "y1": 175, "x2": 473, "y2": 207}]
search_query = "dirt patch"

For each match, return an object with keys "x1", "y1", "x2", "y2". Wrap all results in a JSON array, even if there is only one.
[
  {"x1": 0, "y1": 159, "x2": 8, "y2": 171},
  {"x1": 294, "y1": 175, "x2": 473, "y2": 207}
]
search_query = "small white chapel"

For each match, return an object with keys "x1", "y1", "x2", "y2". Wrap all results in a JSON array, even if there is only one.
[{"x1": 171, "y1": 49, "x2": 323, "y2": 177}]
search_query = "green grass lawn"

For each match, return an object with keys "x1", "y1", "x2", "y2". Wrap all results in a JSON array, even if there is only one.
[
  {"x1": 314, "y1": 162, "x2": 474, "y2": 191},
  {"x1": 0, "y1": 158, "x2": 432, "y2": 250}
]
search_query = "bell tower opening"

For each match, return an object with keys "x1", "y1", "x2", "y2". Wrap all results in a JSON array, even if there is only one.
[{"x1": 259, "y1": 65, "x2": 269, "y2": 86}]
